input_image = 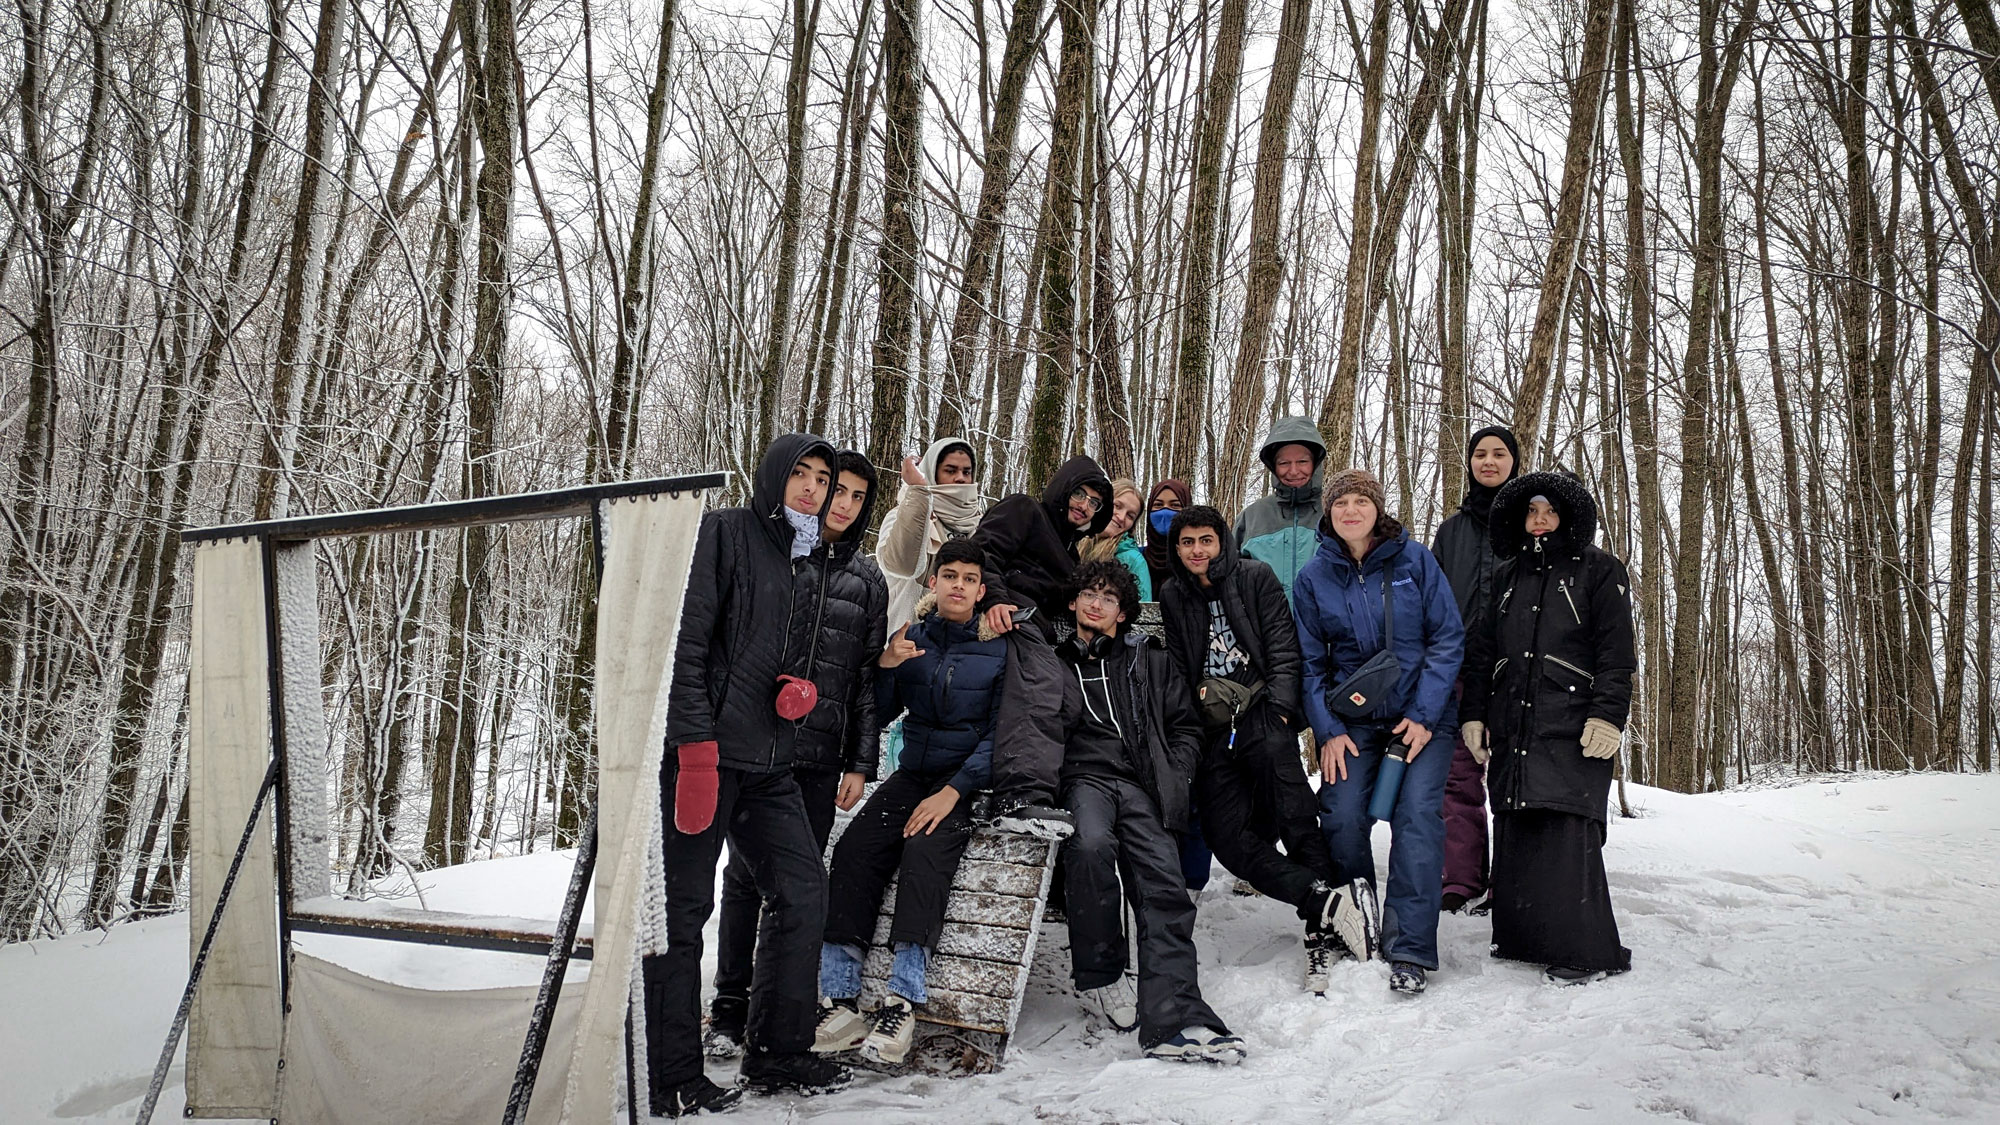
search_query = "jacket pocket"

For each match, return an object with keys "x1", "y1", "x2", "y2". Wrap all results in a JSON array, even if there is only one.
[{"x1": 1544, "y1": 654, "x2": 1594, "y2": 685}]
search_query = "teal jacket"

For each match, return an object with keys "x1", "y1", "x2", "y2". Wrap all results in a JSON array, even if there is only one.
[
  {"x1": 1235, "y1": 416, "x2": 1326, "y2": 604},
  {"x1": 1113, "y1": 534, "x2": 1154, "y2": 602}
]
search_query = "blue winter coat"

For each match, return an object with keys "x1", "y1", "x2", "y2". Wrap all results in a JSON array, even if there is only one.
[
  {"x1": 875, "y1": 602, "x2": 1008, "y2": 794},
  {"x1": 1293, "y1": 529, "x2": 1465, "y2": 742},
  {"x1": 1112, "y1": 534, "x2": 1154, "y2": 602}
]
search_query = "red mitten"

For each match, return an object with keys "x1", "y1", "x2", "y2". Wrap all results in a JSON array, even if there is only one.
[{"x1": 674, "y1": 741, "x2": 720, "y2": 834}]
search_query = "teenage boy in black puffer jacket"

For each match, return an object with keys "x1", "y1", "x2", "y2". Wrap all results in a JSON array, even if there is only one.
[
  {"x1": 644, "y1": 433, "x2": 853, "y2": 1117},
  {"x1": 813, "y1": 539, "x2": 1011, "y2": 1068},
  {"x1": 706, "y1": 450, "x2": 888, "y2": 1058},
  {"x1": 1057, "y1": 561, "x2": 1247, "y2": 1064},
  {"x1": 1158, "y1": 506, "x2": 1377, "y2": 995}
]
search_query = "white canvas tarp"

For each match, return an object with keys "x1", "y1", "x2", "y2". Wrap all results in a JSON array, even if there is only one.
[
  {"x1": 276, "y1": 952, "x2": 581, "y2": 1124},
  {"x1": 186, "y1": 536, "x2": 283, "y2": 1119}
]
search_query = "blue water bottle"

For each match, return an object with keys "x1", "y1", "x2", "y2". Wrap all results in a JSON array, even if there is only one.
[{"x1": 1368, "y1": 747, "x2": 1408, "y2": 821}]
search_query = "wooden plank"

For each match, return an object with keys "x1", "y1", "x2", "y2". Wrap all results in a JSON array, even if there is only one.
[
  {"x1": 855, "y1": 980, "x2": 1014, "y2": 1034},
  {"x1": 951, "y1": 859, "x2": 1047, "y2": 898},
  {"x1": 878, "y1": 886, "x2": 1039, "y2": 930},
  {"x1": 861, "y1": 948, "x2": 1020, "y2": 998},
  {"x1": 934, "y1": 923, "x2": 1035, "y2": 964},
  {"x1": 962, "y1": 832, "x2": 1057, "y2": 865}
]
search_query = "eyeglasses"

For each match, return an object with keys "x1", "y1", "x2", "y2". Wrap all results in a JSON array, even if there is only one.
[
  {"x1": 1070, "y1": 488, "x2": 1104, "y2": 514},
  {"x1": 1076, "y1": 589, "x2": 1121, "y2": 609}
]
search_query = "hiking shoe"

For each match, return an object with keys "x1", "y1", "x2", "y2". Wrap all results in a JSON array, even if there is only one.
[
  {"x1": 1078, "y1": 974, "x2": 1139, "y2": 1031},
  {"x1": 860, "y1": 996, "x2": 917, "y2": 1066},
  {"x1": 990, "y1": 802, "x2": 1076, "y2": 840},
  {"x1": 739, "y1": 1051, "x2": 852, "y2": 1096},
  {"x1": 650, "y1": 1074, "x2": 743, "y2": 1117},
  {"x1": 1467, "y1": 894, "x2": 1493, "y2": 917},
  {"x1": 1388, "y1": 961, "x2": 1428, "y2": 995},
  {"x1": 1544, "y1": 965, "x2": 1611, "y2": 987},
  {"x1": 1442, "y1": 890, "x2": 1491, "y2": 916},
  {"x1": 1310, "y1": 879, "x2": 1379, "y2": 963},
  {"x1": 812, "y1": 997, "x2": 868, "y2": 1053},
  {"x1": 704, "y1": 995, "x2": 747, "y2": 1058},
  {"x1": 1441, "y1": 891, "x2": 1468, "y2": 914},
  {"x1": 1303, "y1": 933, "x2": 1333, "y2": 995},
  {"x1": 1231, "y1": 878, "x2": 1260, "y2": 897},
  {"x1": 1145, "y1": 1026, "x2": 1247, "y2": 1065}
]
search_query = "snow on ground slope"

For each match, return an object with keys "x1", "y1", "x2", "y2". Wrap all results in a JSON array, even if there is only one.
[{"x1": 5, "y1": 775, "x2": 1998, "y2": 1123}]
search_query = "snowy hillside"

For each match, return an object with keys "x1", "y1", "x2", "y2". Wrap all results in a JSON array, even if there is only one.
[{"x1": 5, "y1": 775, "x2": 1997, "y2": 1123}]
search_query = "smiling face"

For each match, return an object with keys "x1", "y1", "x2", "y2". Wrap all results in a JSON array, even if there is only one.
[
  {"x1": 784, "y1": 455, "x2": 832, "y2": 515},
  {"x1": 1176, "y1": 525, "x2": 1222, "y2": 584},
  {"x1": 1070, "y1": 583, "x2": 1127, "y2": 637},
  {"x1": 1329, "y1": 492, "x2": 1379, "y2": 548},
  {"x1": 929, "y1": 560, "x2": 986, "y2": 622},
  {"x1": 1471, "y1": 436, "x2": 1515, "y2": 488},
  {"x1": 1526, "y1": 498, "x2": 1561, "y2": 538},
  {"x1": 1103, "y1": 490, "x2": 1141, "y2": 538},
  {"x1": 1067, "y1": 485, "x2": 1105, "y2": 528},
  {"x1": 1273, "y1": 443, "x2": 1317, "y2": 489},
  {"x1": 825, "y1": 470, "x2": 870, "y2": 538},
  {"x1": 935, "y1": 449, "x2": 976, "y2": 485}
]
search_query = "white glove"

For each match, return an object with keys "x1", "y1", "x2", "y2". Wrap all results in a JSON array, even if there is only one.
[
  {"x1": 1580, "y1": 717, "x2": 1622, "y2": 759},
  {"x1": 1461, "y1": 721, "x2": 1489, "y2": 765}
]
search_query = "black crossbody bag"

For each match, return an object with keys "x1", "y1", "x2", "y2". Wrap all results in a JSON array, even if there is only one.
[{"x1": 1327, "y1": 573, "x2": 1401, "y2": 720}]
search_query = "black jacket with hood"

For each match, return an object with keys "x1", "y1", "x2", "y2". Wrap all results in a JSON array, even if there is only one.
[
  {"x1": 972, "y1": 455, "x2": 1114, "y2": 630},
  {"x1": 1157, "y1": 525, "x2": 1305, "y2": 726},
  {"x1": 1056, "y1": 630, "x2": 1205, "y2": 832},
  {"x1": 666, "y1": 433, "x2": 859, "y2": 774},
  {"x1": 792, "y1": 453, "x2": 890, "y2": 778},
  {"x1": 1461, "y1": 472, "x2": 1637, "y2": 822},
  {"x1": 1432, "y1": 425, "x2": 1522, "y2": 640}
]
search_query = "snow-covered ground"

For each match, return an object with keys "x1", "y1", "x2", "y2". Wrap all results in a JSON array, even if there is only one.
[{"x1": 5, "y1": 774, "x2": 1998, "y2": 1123}]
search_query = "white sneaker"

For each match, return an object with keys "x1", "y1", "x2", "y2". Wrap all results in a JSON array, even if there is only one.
[
  {"x1": 1078, "y1": 974, "x2": 1139, "y2": 1032},
  {"x1": 813, "y1": 998, "x2": 868, "y2": 1053},
  {"x1": 1145, "y1": 1025, "x2": 1247, "y2": 1065},
  {"x1": 1303, "y1": 934, "x2": 1332, "y2": 995},
  {"x1": 860, "y1": 996, "x2": 917, "y2": 1066},
  {"x1": 1315, "y1": 879, "x2": 1380, "y2": 962}
]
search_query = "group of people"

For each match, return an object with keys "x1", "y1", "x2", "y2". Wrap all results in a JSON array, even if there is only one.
[{"x1": 640, "y1": 418, "x2": 1639, "y2": 1117}]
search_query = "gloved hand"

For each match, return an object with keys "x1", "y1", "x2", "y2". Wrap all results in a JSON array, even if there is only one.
[
  {"x1": 1579, "y1": 718, "x2": 1622, "y2": 759},
  {"x1": 674, "y1": 741, "x2": 721, "y2": 833},
  {"x1": 1461, "y1": 721, "x2": 1489, "y2": 765}
]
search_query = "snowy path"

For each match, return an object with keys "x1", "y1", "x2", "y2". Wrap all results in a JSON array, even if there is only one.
[{"x1": 5, "y1": 775, "x2": 1997, "y2": 1123}]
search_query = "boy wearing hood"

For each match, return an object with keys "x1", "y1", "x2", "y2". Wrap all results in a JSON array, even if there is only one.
[
  {"x1": 877, "y1": 437, "x2": 985, "y2": 629},
  {"x1": 1234, "y1": 418, "x2": 1327, "y2": 602},
  {"x1": 644, "y1": 433, "x2": 854, "y2": 1115},
  {"x1": 1056, "y1": 560, "x2": 1246, "y2": 1064},
  {"x1": 1430, "y1": 426, "x2": 1522, "y2": 915},
  {"x1": 1158, "y1": 505, "x2": 1378, "y2": 995},
  {"x1": 706, "y1": 450, "x2": 888, "y2": 1058}
]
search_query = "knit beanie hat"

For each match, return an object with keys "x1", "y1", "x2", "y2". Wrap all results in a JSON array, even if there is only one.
[{"x1": 1323, "y1": 467, "x2": 1387, "y2": 514}]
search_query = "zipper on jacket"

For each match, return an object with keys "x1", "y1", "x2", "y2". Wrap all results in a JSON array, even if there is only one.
[
  {"x1": 1493, "y1": 657, "x2": 1509, "y2": 679},
  {"x1": 1545, "y1": 653, "x2": 1594, "y2": 684},
  {"x1": 1559, "y1": 578, "x2": 1582, "y2": 625}
]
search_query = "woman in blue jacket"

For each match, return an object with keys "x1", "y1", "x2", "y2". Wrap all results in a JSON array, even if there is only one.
[{"x1": 1294, "y1": 469, "x2": 1464, "y2": 996}]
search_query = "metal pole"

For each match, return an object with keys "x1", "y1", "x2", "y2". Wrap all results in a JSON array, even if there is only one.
[
  {"x1": 499, "y1": 804, "x2": 599, "y2": 1124},
  {"x1": 134, "y1": 760, "x2": 278, "y2": 1125}
]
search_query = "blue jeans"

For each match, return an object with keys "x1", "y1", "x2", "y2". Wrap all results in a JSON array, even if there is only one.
[
  {"x1": 820, "y1": 941, "x2": 932, "y2": 1005},
  {"x1": 1316, "y1": 714, "x2": 1455, "y2": 968}
]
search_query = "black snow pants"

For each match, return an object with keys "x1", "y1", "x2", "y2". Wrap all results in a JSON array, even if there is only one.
[
  {"x1": 1195, "y1": 703, "x2": 1343, "y2": 917},
  {"x1": 822, "y1": 770, "x2": 974, "y2": 951},
  {"x1": 713, "y1": 767, "x2": 841, "y2": 1009}
]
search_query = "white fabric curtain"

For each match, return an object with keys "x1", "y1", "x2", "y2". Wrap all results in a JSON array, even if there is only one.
[{"x1": 186, "y1": 537, "x2": 283, "y2": 1118}]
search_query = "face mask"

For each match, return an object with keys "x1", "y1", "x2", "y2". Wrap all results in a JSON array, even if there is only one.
[{"x1": 1149, "y1": 509, "x2": 1177, "y2": 536}]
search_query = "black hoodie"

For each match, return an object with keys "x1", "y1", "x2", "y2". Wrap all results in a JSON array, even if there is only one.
[
  {"x1": 1461, "y1": 472, "x2": 1636, "y2": 821},
  {"x1": 1157, "y1": 521, "x2": 1305, "y2": 725},
  {"x1": 971, "y1": 455, "x2": 1114, "y2": 632},
  {"x1": 667, "y1": 433, "x2": 849, "y2": 773}
]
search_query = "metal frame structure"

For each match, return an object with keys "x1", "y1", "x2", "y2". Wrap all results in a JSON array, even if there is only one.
[{"x1": 170, "y1": 471, "x2": 727, "y2": 1122}]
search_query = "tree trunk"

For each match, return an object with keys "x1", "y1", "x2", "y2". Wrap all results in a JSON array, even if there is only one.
[
  {"x1": 1024, "y1": 0, "x2": 1096, "y2": 490},
  {"x1": 756, "y1": 0, "x2": 820, "y2": 449},
  {"x1": 865, "y1": 0, "x2": 922, "y2": 473}
]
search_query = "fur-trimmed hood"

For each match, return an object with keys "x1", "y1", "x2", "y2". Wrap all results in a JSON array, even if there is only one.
[{"x1": 1489, "y1": 471, "x2": 1598, "y2": 558}]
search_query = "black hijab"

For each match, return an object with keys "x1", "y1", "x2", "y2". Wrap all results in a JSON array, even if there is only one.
[{"x1": 1460, "y1": 425, "x2": 1523, "y2": 523}]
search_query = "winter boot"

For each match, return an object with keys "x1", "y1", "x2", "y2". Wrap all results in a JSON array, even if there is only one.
[
  {"x1": 1078, "y1": 974, "x2": 1139, "y2": 1031},
  {"x1": 1309, "y1": 878, "x2": 1379, "y2": 963},
  {"x1": 1302, "y1": 933, "x2": 1333, "y2": 995},
  {"x1": 1388, "y1": 961, "x2": 1428, "y2": 995},
  {"x1": 1440, "y1": 891, "x2": 1468, "y2": 914},
  {"x1": 703, "y1": 994, "x2": 747, "y2": 1058},
  {"x1": 813, "y1": 998, "x2": 869, "y2": 1053},
  {"x1": 990, "y1": 801, "x2": 1077, "y2": 840},
  {"x1": 649, "y1": 1074, "x2": 744, "y2": 1118},
  {"x1": 1145, "y1": 1026, "x2": 1247, "y2": 1065},
  {"x1": 1544, "y1": 965, "x2": 1611, "y2": 987},
  {"x1": 738, "y1": 1051, "x2": 852, "y2": 1097},
  {"x1": 860, "y1": 996, "x2": 917, "y2": 1066},
  {"x1": 1231, "y1": 878, "x2": 1260, "y2": 897}
]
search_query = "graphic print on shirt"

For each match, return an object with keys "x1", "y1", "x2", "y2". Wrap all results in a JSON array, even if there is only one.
[{"x1": 1204, "y1": 599, "x2": 1252, "y2": 680}]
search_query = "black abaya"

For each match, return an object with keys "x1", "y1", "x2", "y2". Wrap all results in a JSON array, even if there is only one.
[{"x1": 1490, "y1": 809, "x2": 1631, "y2": 973}]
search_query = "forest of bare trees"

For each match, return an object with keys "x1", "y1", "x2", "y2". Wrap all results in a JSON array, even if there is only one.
[{"x1": 1, "y1": 0, "x2": 1995, "y2": 943}]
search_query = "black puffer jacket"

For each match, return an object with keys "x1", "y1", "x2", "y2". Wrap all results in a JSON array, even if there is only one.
[
  {"x1": 1432, "y1": 427, "x2": 1521, "y2": 637},
  {"x1": 667, "y1": 432, "x2": 845, "y2": 774},
  {"x1": 1056, "y1": 631, "x2": 1205, "y2": 832},
  {"x1": 972, "y1": 455, "x2": 1114, "y2": 631},
  {"x1": 1462, "y1": 472, "x2": 1636, "y2": 822},
  {"x1": 1158, "y1": 530, "x2": 1305, "y2": 724},
  {"x1": 793, "y1": 455, "x2": 889, "y2": 778}
]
